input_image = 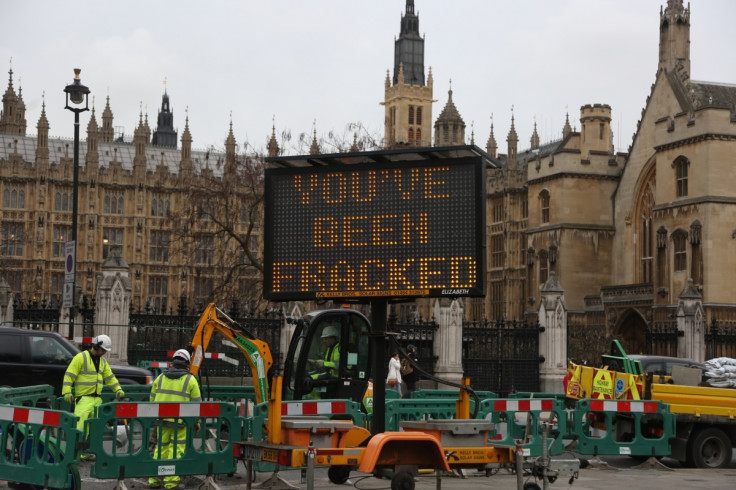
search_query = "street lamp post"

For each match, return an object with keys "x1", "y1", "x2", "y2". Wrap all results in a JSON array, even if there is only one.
[{"x1": 64, "y1": 68, "x2": 90, "y2": 339}]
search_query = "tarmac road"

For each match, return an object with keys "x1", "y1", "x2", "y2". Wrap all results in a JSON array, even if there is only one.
[{"x1": 4, "y1": 455, "x2": 736, "y2": 489}]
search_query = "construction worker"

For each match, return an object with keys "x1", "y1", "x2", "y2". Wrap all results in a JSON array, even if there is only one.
[
  {"x1": 148, "y1": 348, "x2": 201, "y2": 490},
  {"x1": 62, "y1": 334, "x2": 125, "y2": 461},
  {"x1": 306, "y1": 325, "x2": 341, "y2": 398}
]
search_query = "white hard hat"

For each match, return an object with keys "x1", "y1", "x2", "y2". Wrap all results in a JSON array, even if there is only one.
[
  {"x1": 173, "y1": 348, "x2": 191, "y2": 363},
  {"x1": 93, "y1": 334, "x2": 112, "y2": 352},
  {"x1": 321, "y1": 325, "x2": 339, "y2": 338}
]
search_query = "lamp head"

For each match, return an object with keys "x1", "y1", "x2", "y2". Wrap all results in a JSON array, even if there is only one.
[{"x1": 64, "y1": 68, "x2": 90, "y2": 107}]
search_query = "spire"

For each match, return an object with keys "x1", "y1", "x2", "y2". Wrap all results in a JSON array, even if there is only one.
[
  {"x1": 470, "y1": 121, "x2": 475, "y2": 146},
  {"x1": 562, "y1": 111, "x2": 572, "y2": 138},
  {"x1": 530, "y1": 118, "x2": 540, "y2": 149},
  {"x1": 225, "y1": 115, "x2": 237, "y2": 174},
  {"x1": 86, "y1": 100, "x2": 99, "y2": 170},
  {"x1": 486, "y1": 115, "x2": 497, "y2": 158},
  {"x1": 101, "y1": 93, "x2": 114, "y2": 143},
  {"x1": 350, "y1": 133, "x2": 359, "y2": 152},
  {"x1": 393, "y1": 0, "x2": 425, "y2": 86},
  {"x1": 309, "y1": 121, "x2": 320, "y2": 155},
  {"x1": 180, "y1": 107, "x2": 193, "y2": 176},
  {"x1": 506, "y1": 108, "x2": 518, "y2": 169},
  {"x1": 1, "y1": 63, "x2": 26, "y2": 136},
  {"x1": 267, "y1": 116, "x2": 279, "y2": 157},
  {"x1": 35, "y1": 94, "x2": 50, "y2": 165}
]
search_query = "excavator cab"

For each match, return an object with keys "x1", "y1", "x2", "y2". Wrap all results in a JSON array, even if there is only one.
[{"x1": 283, "y1": 309, "x2": 372, "y2": 406}]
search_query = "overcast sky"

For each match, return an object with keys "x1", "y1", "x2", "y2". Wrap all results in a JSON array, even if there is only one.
[{"x1": 3, "y1": 0, "x2": 736, "y2": 155}]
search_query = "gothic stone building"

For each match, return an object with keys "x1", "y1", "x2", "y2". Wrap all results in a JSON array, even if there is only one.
[
  {"x1": 383, "y1": 0, "x2": 736, "y2": 358},
  {"x1": 0, "y1": 81, "x2": 272, "y2": 315}
]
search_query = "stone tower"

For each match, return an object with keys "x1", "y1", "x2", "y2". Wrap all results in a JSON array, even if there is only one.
[
  {"x1": 382, "y1": 0, "x2": 434, "y2": 147},
  {"x1": 152, "y1": 89, "x2": 178, "y2": 148},
  {"x1": 0, "y1": 67, "x2": 27, "y2": 136},
  {"x1": 659, "y1": 0, "x2": 690, "y2": 77},
  {"x1": 434, "y1": 86, "x2": 465, "y2": 146}
]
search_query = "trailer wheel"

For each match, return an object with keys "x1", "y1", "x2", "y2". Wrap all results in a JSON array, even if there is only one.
[
  {"x1": 391, "y1": 471, "x2": 415, "y2": 490},
  {"x1": 689, "y1": 427, "x2": 732, "y2": 468},
  {"x1": 328, "y1": 465, "x2": 351, "y2": 485}
]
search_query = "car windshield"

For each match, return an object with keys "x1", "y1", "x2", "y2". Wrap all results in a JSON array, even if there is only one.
[{"x1": 30, "y1": 335, "x2": 75, "y2": 365}]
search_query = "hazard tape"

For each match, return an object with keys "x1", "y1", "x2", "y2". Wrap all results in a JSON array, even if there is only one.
[
  {"x1": 493, "y1": 399, "x2": 555, "y2": 412},
  {"x1": 149, "y1": 362, "x2": 172, "y2": 368},
  {"x1": 72, "y1": 336, "x2": 95, "y2": 344},
  {"x1": 281, "y1": 401, "x2": 347, "y2": 416},
  {"x1": 115, "y1": 403, "x2": 221, "y2": 418},
  {"x1": 167, "y1": 351, "x2": 239, "y2": 366},
  {"x1": 0, "y1": 406, "x2": 62, "y2": 426},
  {"x1": 589, "y1": 400, "x2": 659, "y2": 413}
]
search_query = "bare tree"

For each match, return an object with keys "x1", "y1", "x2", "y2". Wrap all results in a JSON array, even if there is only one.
[{"x1": 168, "y1": 146, "x2": 267, "y2": 311}]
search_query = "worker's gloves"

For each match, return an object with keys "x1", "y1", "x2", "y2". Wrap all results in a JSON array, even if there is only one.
[
  {"x1": 64, "y1": 393, "x2": 74, "y2": 404},
  {"x1": 116, "y1": 390, "x2": 125, "y2": 400},
  {"x1": 194, "y1": 422, "x2": 201, "y2": 433}
]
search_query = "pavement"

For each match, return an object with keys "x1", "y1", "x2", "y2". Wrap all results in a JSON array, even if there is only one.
[{"x1": 4, "y1": 456, "x2": 736, "y2": 489}]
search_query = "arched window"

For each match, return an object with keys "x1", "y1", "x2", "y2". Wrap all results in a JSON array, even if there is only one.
[
  {"x1": 61, "y1": 193, "x2": 69, "y2": 211},
  {"x1": 54, "y1": 192, "x2": 61, "y2": 210},
  {"x1": 416, "y1": 107, "x2": 422, "y2": 125},
  {"x1": 118, "y1": 196, "x2": 124, "y2": 214},
  {"x1": 104, "y1": 195, "x2": 110, "y2": 214},
  {"x1": 18, "y1": 190, "x2": 24, "y2": 208},
  {"x1": 408, "y1": 128, "x2": 414, "y2": 144},
  {"x1": 151, "y1": 199, "x2": 158, "y2": 216},
  {"x1": 3, "y1": 189, "x2": 8, "y2": 207},
  {"x1": 674, "y1": 156, "x2": 689, "y2": 197},
  {"x1": 408, "y1": 106, "x2": 414, "y2": 125},
  {"x1": 10, "y1": 190, "x2": 16, "y2": 208},
  {"x1": 672, "y1": 230, "x2": 687, "y2": 272},
  {"x1": 416, "y1": 128, "x2": 422, "y2": 145},
  {"x1": 539, "y1": 190, "x2": 550, "y2": 223}
]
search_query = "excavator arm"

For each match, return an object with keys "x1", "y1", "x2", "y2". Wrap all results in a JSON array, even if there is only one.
[{"x1": 189, "y1": 303, "x2": 273, "y2": 405}]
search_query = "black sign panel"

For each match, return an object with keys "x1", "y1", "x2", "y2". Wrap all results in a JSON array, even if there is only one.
[{"x1": 263, "y1": 157, "x2": 486, "y2": 301}]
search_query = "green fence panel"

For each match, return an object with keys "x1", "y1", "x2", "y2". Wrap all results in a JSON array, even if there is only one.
[
  {"x1": 0, "y1": 385, "x2": 55, "y2": 408},
  {"x1": 0, "y1": 403, "x2": 82, "y2": 488},
  {"x1": 478, "y1": 398, "x2": 569, "y2": 457},
  {"x1": 87, "y1": 401, "x2": 237, "y2": 481},
  {"x1": 571, "y1": 399, "x2": 675, "y2": 457}
]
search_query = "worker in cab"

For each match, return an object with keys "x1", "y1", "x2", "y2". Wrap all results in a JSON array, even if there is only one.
[
  {"x1": 62, "y1": 334, "x2": 124, "y2": 461},
  {"x1": 148, "y1": 348, "x2": 201, "y2": 490},
  {"x1": 306, "y1": 325, "x2": 341, "y2": 398}
]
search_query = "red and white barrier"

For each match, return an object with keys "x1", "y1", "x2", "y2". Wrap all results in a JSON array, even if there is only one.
[
  {"x1": 115, "y1": 402, "x2": 221, "y2": 418},
  {"x1": 589, "y1": 400, "x2": 659, "y2": 413},
  {"x1": 281, "y1": 401, "x2": 347, "y2": 416},
  {"x1": 0, "y1": 406, "x2": 61, "y2": 426},
  {"x1": 493, "y1": 399, "x2": 555, "y2": 412}
]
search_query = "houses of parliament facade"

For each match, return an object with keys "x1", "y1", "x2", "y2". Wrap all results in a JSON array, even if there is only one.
[{"x1": 2, "y1": 0, "x2": 735, "y2": 354}]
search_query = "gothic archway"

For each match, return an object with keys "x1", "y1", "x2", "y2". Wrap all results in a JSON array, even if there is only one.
[{"x1": 613, "y1": 309, "x2": 649, "y2": 355}]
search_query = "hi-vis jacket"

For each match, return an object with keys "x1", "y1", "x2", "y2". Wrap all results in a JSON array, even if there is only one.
[
  {"x1": 62, "y1": 350, "x2": 122, "y2": 397},
  {"x1": 150, "y1": 367, "x2": 202, "y2": 426}
]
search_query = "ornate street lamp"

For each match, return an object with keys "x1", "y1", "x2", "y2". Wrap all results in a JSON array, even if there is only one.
[{"x1": 64, "y1": 68, "x2": 90, "y2": 339}]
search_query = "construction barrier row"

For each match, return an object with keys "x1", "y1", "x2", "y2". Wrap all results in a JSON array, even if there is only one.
[{"x1": 0, "y1": 384, "x2": 677, "y2": 487}]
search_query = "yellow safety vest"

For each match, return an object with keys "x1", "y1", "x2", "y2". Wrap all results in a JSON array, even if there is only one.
[{"x1": 62, "y1": 350, "x2": 121, "y2": 397}]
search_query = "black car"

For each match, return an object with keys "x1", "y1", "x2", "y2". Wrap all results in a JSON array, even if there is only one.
[
  {"x1": 0, "y1": 326, "x2": 152, "y2": 396},
  {"x1": 628, "y1": 354, "x2": 706, "y2": 376}
]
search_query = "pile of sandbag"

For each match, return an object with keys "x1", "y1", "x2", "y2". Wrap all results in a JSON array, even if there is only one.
[{"x1": 703, "y1": 357, "x2": 736, "y2": 387}]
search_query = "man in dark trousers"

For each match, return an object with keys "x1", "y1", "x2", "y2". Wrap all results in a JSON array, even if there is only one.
[
  {"x1": 148, "y1": 349, "x2": 201, "y2": 490},
  {"x1": 401, "y1": 344, "x2": 420, "y2": 398}
]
